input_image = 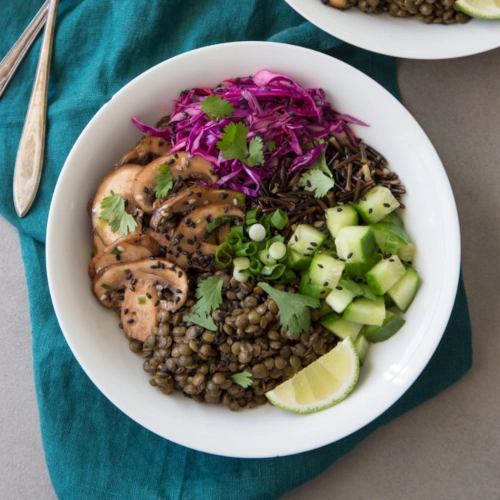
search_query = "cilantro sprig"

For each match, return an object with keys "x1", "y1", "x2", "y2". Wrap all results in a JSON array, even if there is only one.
[
  {"x1": 201, "y1": 95, "x2": 235, "y2": 122},
  {"x1": 183, "y1": 277, "x2": 224, "y2": 331},
  {"x1": 217, "y1": 122, "x2": 264, "y2": 167},
  {"x1": 300, "y1": 169, "x2": 335, "y2": 198},
  {"x1": 259, "y1": 282, "x2": 320, "y2": 337},
  {"x1": 230, "y1": 372, "x2": 253, "y2": 388},
  {"x1": 154, "y1": 164, "x2": 174, "y2": 199},
  {"x1": 100, "y1": 191, "x2": 137, "y2": 237}
]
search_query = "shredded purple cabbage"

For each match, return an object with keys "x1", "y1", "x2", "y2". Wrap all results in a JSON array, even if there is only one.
[{"x1": 132, "y1": 70, "x2": 368, "y2": 197}]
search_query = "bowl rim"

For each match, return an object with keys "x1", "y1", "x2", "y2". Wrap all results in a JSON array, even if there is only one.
[{"x1": 46, "y1": 41, "x2": 461, "y2": 458}]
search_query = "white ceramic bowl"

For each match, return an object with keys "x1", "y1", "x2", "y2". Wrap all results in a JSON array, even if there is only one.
[
  {"x1": 285, "y1": 0, "x2": 500, "y2": 59},
  {"x1": 47, "y1": 41, "x2": 460, "y2": 458}
]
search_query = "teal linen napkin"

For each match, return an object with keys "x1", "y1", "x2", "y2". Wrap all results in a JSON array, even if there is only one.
[{"x1": 1, "y1": 1, "x2": 472, "y2": 499}]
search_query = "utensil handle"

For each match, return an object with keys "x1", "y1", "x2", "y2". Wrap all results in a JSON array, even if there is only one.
[
  {"x1": 13, "y1": 0, "x2": 59, "y2": 218},
  {"x1": 0, "y1": 0, "x2": 49, "y2": 100}
]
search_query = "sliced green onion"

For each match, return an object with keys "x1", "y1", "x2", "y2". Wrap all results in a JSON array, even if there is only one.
[
  {"x1": 279, "y1": 268, "x2": 297, "y2": 284},
  {"x1": 215, "y1": 243, "x2": 233, "y2": 268},
  {"x1": 269, "y1": 209, "x2": 288, "y2": 230},
  {"x1": 245, "y1": 209, "x2": 259, "y2": 225},
  {"x1": 233, "y1": 267, "x2": 250, "y2": 283},
  {"x1": 248, "y1": 223, "x2": 266, "y2": 242},
  {"x1": 229, "y1": 225, "x2": 244, "y2": 237},
  {"x1": 258, "y1": 249, "x2": 276, "y2": 266},
  {"x1": 248, "y1": 258, "x2": 263, "y2": 275},
  {"x1": 269, "y1": 241, "x2": 287, "y2": 260},
  {"x1": 227, "y1": 232, "x2": 243, "y2": 248},
  {"x1": 234, "y1": 241, "x2": 257, "y2": 257},
  {"x1": 260, "y1": 264, "x2": 286, "y2": 280},
  {"x1": 233, "y1": 257, "x2": 251, "y2": 270}
]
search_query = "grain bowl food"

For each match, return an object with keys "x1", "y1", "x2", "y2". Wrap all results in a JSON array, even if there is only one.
[
  {"x1": 88, "y1": 70, "x2": 420, "y2": 412},
  {"x1": 321, "y1": 0, "x2": 471, "y2": 23}
]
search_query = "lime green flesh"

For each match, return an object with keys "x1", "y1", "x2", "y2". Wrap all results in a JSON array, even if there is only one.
[
  {"x1": 265, "y1": 337, "x2": 360, "y2": 414},
  {"x1": 455, "y1": 0, "x2": 500, "y2": 18}
]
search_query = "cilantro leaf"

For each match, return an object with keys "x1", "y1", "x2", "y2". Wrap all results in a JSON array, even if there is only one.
[
  {"x1": 206, "y1": 216, "x2": 239, "y2": 233},
  {"x1": 216, "y1": 122, "x2": 264, "y2": 167},
  {"x1": 183, "y1": 310, "x2": 218, "y2": 331},
  {"x1": 309, "y1": 144, "x2": 331, "y2": 177},
  {"x1": 230, "y1": 371, "x2": 253, "y2": 388},
  {"x1": 182, "y1": 277, "x2": 224, "y2": 330},
  {"x1": 201, "y1": 95, "x2": 235, "y2": 122},
  {"x1": 265, "y1": 139, "x2": 277, "y2": 152},
  {"x1": 100, "y1": 191, "x2": 137, "y2": 236},
  {"x1": 155, "y1": 164, "x2": 174, "y2": 198},
  {"x1": 300, "y1": 169, "x2": 335, "y2": 198},
  {"x1": 259, "y1": 282, "x2": 320, "y2": 337}
]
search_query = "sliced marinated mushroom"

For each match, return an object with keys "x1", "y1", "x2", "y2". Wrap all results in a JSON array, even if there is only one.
[
  {"x1": 92, "y1": 257, "x2": 188, "y2": 312},
  {"x1": 90, "y1": 164, "x2": 144, "y2": 247},
  {"x1": 167, "y1": 203, "x2": 245, "y2": 270},
  {"x1": 150, "y1": 187, "x2": 245, "y2": 231},
  {"x1": 132, "y1": 152, "x2": 219, "y2": 214},
  {"x1": 116, "y1": 136, "x2": 171, "y2": 167},
  {"x1": 89, "y1": 233, "x2": 163, "y2": 279},
  {"x1": 324, "y1": 0, "x2": 352, "y2": 9},
  {"x1": 120, "y1": 281, "x2": 163, "y2": 342}
]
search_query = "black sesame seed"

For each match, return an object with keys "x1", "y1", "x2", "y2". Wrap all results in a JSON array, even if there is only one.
[
  {"x1": 124, "y1": 308, "x2": 129, "y2": 314},
  {"x1": 220, "y1": 192, "x2": 228, "y2": 199},
  {"x1": 125, "y1": 273, "x2": 132, "y2": 280},
  {"x1": 368, "y1": 208, "x2": 373, "y2": 214},
  {"x1": 146, "y1": 293, "x2": 152, "y2": 299},
  {"x1": 323, "y1": 282, "x2": 329, "y2": 287},
  {"x1": 318, "y1": 264, "x2": 324, "y2": 268},
  {"x1": 310, "y1": 242, "x2": 318, "y2": 247},
  {"x1": 178, "y1": 271, "x2": 183, "y2": 278},
  {"x1": 336, "y1": 286, "x2": 343, "y2": 290},
  {"x1": 383, "y1": 203, "x2": 391, "y2": 207},
  {"x1": 127, "y1": 319, "x2": 134, "y2": 324},
  {"x1": 167, "y1": 159, "x2": 175, "y2": 165},
  {"x1": 131, "y1": 279, "x2": 137, "y2": 285},
  {"x1": 337, "y1": 207, "x2": 343, "y2": 212},
  {"x1": 347, "y1": 252, "x2": 353, "y2": 259}
]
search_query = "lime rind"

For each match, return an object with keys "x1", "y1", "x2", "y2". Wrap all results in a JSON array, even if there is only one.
[
  {"x1": 455, "y1": 0, "x2": 500, "y2": 18},
  {"x1": 265, "y1": 337, "x2": 360, "y2": 414}
]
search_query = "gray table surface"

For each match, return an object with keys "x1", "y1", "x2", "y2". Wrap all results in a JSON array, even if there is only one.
[{"x1": 1, "y1": 48, "x2": 500, "y2": 500}]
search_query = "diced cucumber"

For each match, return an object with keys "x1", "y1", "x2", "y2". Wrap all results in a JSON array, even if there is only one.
[
  {"x1": 344, "y1": 254, "x2": 382, "y2": 279},
  {"x1": 325, "y1": 205, "x2": 358, "y2": 238},
  {"x1": 325, "y1": 286, "x2": 356, "y2": 314},
  {"x1": 355, "y1": 186, "x2": 400, "y2": 224},
  {"x1": 308, "y1": 253, "x2": 345, "y2": 289},
  {"x1": 366, "y1": 255, "x2": 406, "y2": 295},
  {"x1": 380, "y1": 210, "x2": 404, "y2": 228},
  {"x1": 298, "y1": 274, "x2": 330, "y2": 299},
  {"x1": 318, "y1": 301, "x2": 333, "y2": 318},
  {"x1": 283, "y1": 248, "x2": 312, "y2": 271},
  {"x1": 387, "y1": 266, "x2": 420, "y2": 312},
  {"x1": 339, "y1": 278, "x2": 378, "y2": 301},
  {"x1": 288, "y1": 224, "x2": 326, "y2": 257},
  {"x1": 354, "y1": 334, "x2": 370, "y2": 366},
  {"x1": 320, "y1": 313, "x2": 363, "y2": 341},
  {"x1": 363, "y1": 310, "x2": 406, "y2": 343},
  {"x1": 397, "y1": 241, "x2": 416, "y2": 263},
  {"x1": 335, "y1": 226, "x2": 376, "y2": 263},
  {"x1": 371, "y1": 222, "x2": 411, "y2": 245},
  {"x1": 373, "y1": 228, "x2": 400, "y2": 254},
  {"x1": 342, "y1": 296, "x2": 385, "y2": 326}
]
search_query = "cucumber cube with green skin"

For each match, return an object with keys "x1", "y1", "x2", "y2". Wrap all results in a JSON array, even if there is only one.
[
  {"x1": 342, "y1": 296, "x2": 386, "y2": 326},
  {"x1": 373, "y1": 229, "x2": 400, "y2": 254},
  {"x1": 308, "y1": 253, "x2": 345, "y2": 289},
  {"x1": 363, "y1": 310, "x2": 406, "y2": 343},
  {"x1": 298, "y1": 274, "x2": 330, "y2": 299},
  {"x1": 320, "y1": 313, "x2": 363, "y2": 341},
  {"x1": 354, "y1": 334, "x2": 370, "y2": 366},
  {"x1": 325, "y1": 205, "x2": 358, "y2": 238},
  {"x1": 335, "y1": 226, "x2": 377, "y2": 263},
  {"x1": 325, "y1": 286, "x2": 356, "y2": 314},
  {"x1": 283, "y1": 248, "x2": 312, "y2": 271},
  {"x1": 355, "y1": 186, "x2": 400, "y2": 224},
  {"x1": 339, "y1": 278, "x2": 378, "y2": 301},
  {"x1": 387, "y1": 266, "x2": 420, "y2": 312},
  {"x1": 288, "y1": 224, "x2": 326, "y2": 257},
  {"x1": 366, "y1": 255, "x2": 406, "y2": 295},
  {"x1": 344, "y1": 254, "x2": 382, "y2": 279},
  {"x1": 397, "y1": 241, "x2": 416, "y2": 263}
]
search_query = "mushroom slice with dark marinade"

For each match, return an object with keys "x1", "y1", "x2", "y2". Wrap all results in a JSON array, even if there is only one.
[
  {"x1": 89, "y1": 164, "x2": 144, "y2": 247},
  {"x1": 168, "y1": 203, "x2": 245, "y2": 270},
  {"x1": 115, "y1": 135, "x2": 171, "y2": 167},
  {"x1": 88, "y1": 233, "x2": 163, "y2": 280},
  {"x1": 92, "y1": 257, "x2": 189, "y2": 341},
  {"x1": 131, "y1": 152, "x2": 220, "y2": 214},
  {"x1": 149, "y1": 187, "x2": 245, "y2": 231}
]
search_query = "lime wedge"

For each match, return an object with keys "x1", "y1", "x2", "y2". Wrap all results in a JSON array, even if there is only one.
[
  {"x1": 455, "y1": 0, "x2": 500, "y2": 18},
  {"x1": 265, "y1": 337, "x2": 360, "y2": 414}
]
